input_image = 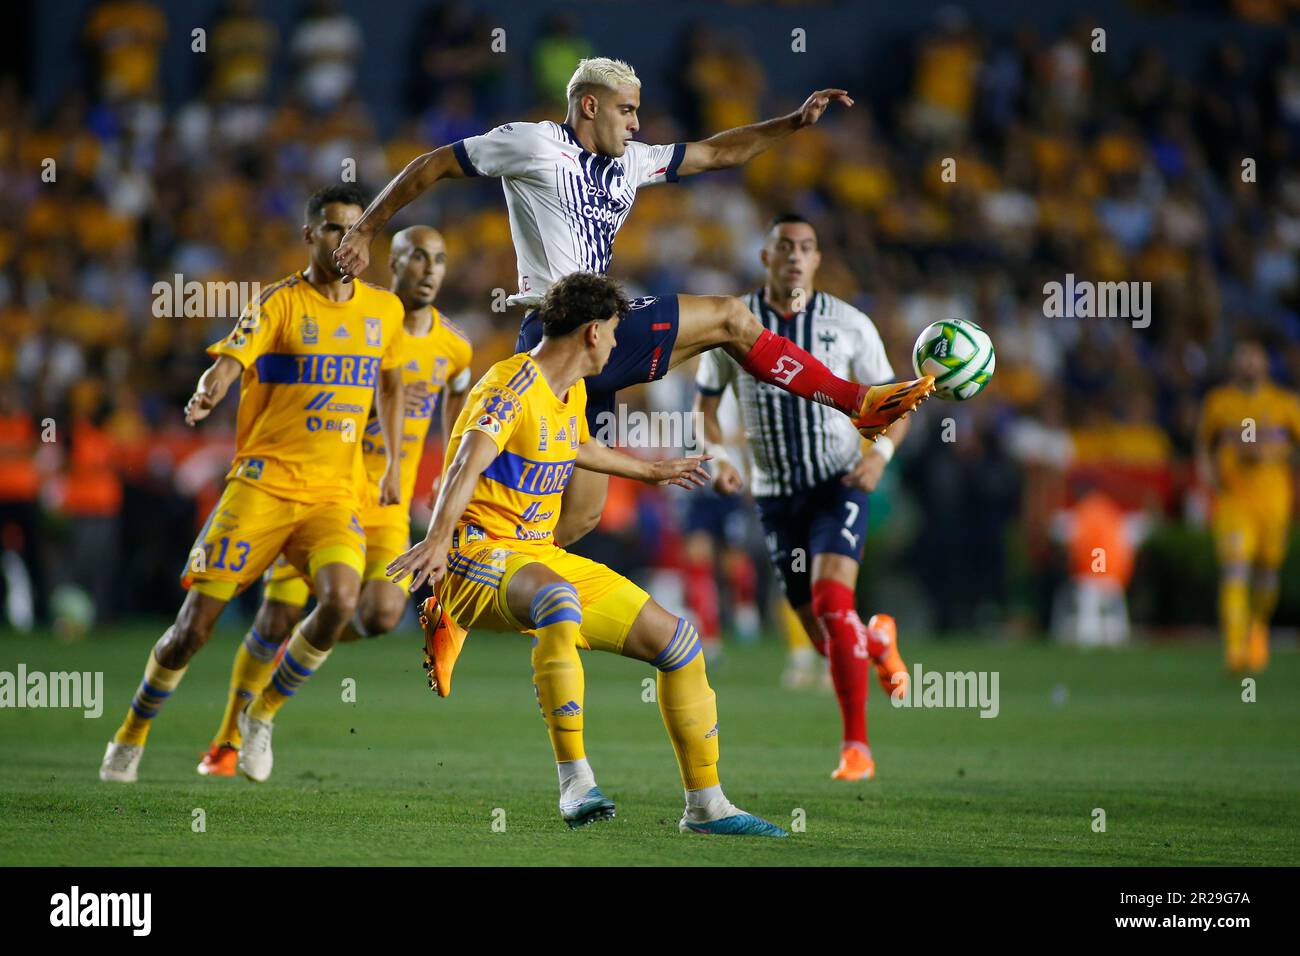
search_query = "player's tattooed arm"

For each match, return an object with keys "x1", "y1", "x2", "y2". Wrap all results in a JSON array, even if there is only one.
[
  {"x1": 184, "y1": 355, "x2": 243, "y2": 426},
  {"x1": 375, "y1": 366, "x2": 405, "y2": 505},
  {"x1": 692, "y1": 390, "x2": 743, "y2": 494},
  {"x1": 387, "y1": 430, "x2": 498, "y2": 592},
  {"x1": 576, "y1": 440, "x2": 712, "y2": 490},
  {"x1": 335, "y1": 146, "x2": 466, "y2": 281},
  {"x1": 677, "y1": 88, "x2": 853, "y2": 176}
]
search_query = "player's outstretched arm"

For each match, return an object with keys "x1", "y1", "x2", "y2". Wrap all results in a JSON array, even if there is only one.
[
  {"x1": 692, "y1": 390, "x2": 744, "y2": 494},
  {"x1": 375, "y1": 366, "x2": 405, "y2": 505},
  {"x1": 335, "y1": 145, "x2": 466, "y2": 280},
  {"x1": 387, "y1": 430, "x2": 497, "y2": 592},
  {"x1": 184, "y1": 355, "x2": 243, "y2": 426},
  {"x1": 575, "y1": 440, "x2": 711, "y2": 490},
  {"x1": 677, "y1": 88, "x2": 854, "y2": 176}
]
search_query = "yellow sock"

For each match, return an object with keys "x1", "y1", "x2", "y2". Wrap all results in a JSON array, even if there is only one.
[
  {"x1": 248, "y1": 626, "x2": 331, "y2": 722},
  {"x1": 778, "y1": 597, "x2": 810, "y2": 653},
  {"x1": 114, "y1": 637, "x2": 188, "y2": 746},
  {"x1": 1250, "y1": 575, "x2": 1279, "y2": 630},
  {"x1": 1220, "y1": 576, "x2": 1250, "y2": 664},
  {"x1": 654, "y1": 619, "x2": 719, "y2": 790},
  {"x1": 214, "y1": 627, "x2": 281, "y2": 748},
  {"x1": 529, "y1": 583, "x2": 587, "y2": 763}
]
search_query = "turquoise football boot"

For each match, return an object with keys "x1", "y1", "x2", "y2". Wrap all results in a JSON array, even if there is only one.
[{"x1": 561, "y1": 786, "x2": 617, "y2": 829}]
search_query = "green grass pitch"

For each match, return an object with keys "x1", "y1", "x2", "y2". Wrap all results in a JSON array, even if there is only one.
[{"x1": 1, "y1": 624, "x2": 1297, "y2": 866}]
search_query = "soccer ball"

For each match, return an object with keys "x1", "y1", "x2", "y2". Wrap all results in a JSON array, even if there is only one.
[{"x1": 911, "y1": 319, "x2": 995, "y2": 401}]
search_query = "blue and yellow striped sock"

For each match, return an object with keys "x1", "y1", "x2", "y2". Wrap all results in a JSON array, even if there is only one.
[
  {"x1": 214, "y1": 627, "x2": 282, "y2": 748},
  {"x1": 530, "y1": 582, "x2": 586, "y2": 763},
  {"x1": 249, "y1": 626, "x2": 331, "y2": 722},
  {"x1": 654, "y1": 619, "x2": 720, "y2": 790},
  {"x1": 114, "y1": 638, "x2": 188, "y2": 746}
]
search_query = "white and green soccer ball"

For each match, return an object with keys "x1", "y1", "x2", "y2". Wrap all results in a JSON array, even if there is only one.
[{"x1": 911, "y1": 318, "x2": 995, "y2": 401}]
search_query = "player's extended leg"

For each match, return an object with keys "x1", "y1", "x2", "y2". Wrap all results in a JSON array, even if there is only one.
[
  {"x1": 199, "y1": 595, "x2": 304, "y2": 777},
  {"x1": 237, "y1": 563, "x2": 361, "y2": 782},
  {"x1": 670, "y1": 294, "x2": 934, "y2": 439},
  {"x1": 338, "y1": 578, "x2": 409, "y2": 642},
  {"x1": 620, "y1": 600, "x2": 788, "y2": 837},
  {"x1": 501, "y1": 562, "x2": 611, "y2": 828},
  {"x1": 1213, "y1": 512, "x2": 1254, "y2": 673},
  {"x1": 100, "y1": 589, "x2": 228, "y2": 782}
]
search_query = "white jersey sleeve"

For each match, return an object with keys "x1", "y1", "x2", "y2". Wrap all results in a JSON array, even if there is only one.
[
  {"x1": 622, "y1": 140, "x2": 686, "y2": 187},
  {"x1": 848, "y1": 306, "x2": 896, "y2": 385},
  {"x1": 453, "y1": 123, "x2": 544, "y2": 179},
  {"x1": 695, "y1": 347, "x2": 737, "y2": 396}
]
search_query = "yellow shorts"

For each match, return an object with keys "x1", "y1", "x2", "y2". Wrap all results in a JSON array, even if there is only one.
[
  {"x1": 1213, "y1": 492, "x2": 1291, "y2": 568},
  {"x1": 262, "y1": 503, "x2": 412, "y2": 607},
  {"x1": 437, "y1": 538, "x2": 650, "y2": 654},
  {"x1": 182, "y1": 479, "x2": 366, "y2": 601}
]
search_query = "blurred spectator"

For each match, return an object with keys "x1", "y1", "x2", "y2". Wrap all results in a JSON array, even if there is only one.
[{"x1": 290, "y1": 0, "x2": 363, "y2": 112}]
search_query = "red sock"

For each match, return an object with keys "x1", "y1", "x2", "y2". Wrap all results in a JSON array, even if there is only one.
[
  {"x1": 812, "y1": 579, "x2": 869, "y2": 746},
  {"x1": 740, "y1": 329, "x2": 867, "y2": 415},
  {"x1": 682, "y1": 555, "x2": 721, "y2": 645}
]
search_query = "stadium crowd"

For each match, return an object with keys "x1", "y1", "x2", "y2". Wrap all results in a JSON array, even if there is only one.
[{"x1": 2, "y1": 0, "x2": 1298, "y2": 634}]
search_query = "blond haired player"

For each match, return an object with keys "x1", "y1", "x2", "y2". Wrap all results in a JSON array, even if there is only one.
[
  {"x1": 389, "y1": 272, "x2": 787, "y2": 835},
  {"x1": 335, "y1": 56, "x2": 932, "y2": 549},
  {"x1": 1196, "y1": 337, "x2": 1300, "y2": 673},
  {"x1": 196, "y1": 225, "x2": 472, "y2": 776},
  {"x1": 99, "y1": 185, "x2": 406, "y2": 785}
]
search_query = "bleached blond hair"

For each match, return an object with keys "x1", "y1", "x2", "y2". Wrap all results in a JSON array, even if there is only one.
[{"x1": 566, "y1": 57, "x2": 640, "y2": 104}]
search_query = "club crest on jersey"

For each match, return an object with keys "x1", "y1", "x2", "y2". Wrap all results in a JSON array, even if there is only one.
[
  {"x1": 480, "y1": 388, "x2": 519, "y2": 423},
  {"x1": 301, "y1": 316, "x2": 318, "y2": 345},
  {"x1": 569, "y1": 416, "x2": 579, "y2": 449},
  {"x1": 538, "y1": 416, "x2": 548, "y2": 451},
  {"x1": 365, "y1": 317, "x2": 381, "y2": 347}
]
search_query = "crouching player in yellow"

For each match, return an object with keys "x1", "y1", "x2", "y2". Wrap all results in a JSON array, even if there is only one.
[
  {"x1": 197, "y1": 225, "x2": 473, "y2": 775},
  {"x1": 1197, "y1": 337, "x2": 1300, "y2": 673},
  {"x1": 388, "y1": 272, "x2": 788, "y2": 835},
  {"x1": 99, "y1": 185, "x2": 406, "y2": 784}
]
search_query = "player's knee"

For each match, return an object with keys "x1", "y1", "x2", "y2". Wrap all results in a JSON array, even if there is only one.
[
  {"x1": 651, "y1": 618, "x2": 703, "y2": 672},
  {"x1": 315, "y1": 575, "x2": 361, "y2": 620},
  {"x1": 720, "y1": 296, "x2": 759, "y2": 345},
  {"x1": 1255, "y1": 568, "x2": 1279, "y2": 590},
  {"x1": 358, "y1": 597, "x2": 404, "y2": 637},
  {"x1": 530, "y1": 581, "x2": 582, "y2": 633}
]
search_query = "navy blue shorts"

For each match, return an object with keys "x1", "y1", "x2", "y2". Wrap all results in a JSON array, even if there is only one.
[
  {"x1": 516, "y1": 293, "x2": 680, "y2": 430},
  {"x1": 684, "y1": 488, "x2": 749, "y2": 549},
  {"x1": 755, "y1": 475, "x2": 870, "y2": 609}
]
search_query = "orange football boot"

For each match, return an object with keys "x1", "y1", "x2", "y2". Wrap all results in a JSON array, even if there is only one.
[
  {"x1": 1246, "y1": 621, "x2": 1269, "y2": 672},
  {"x1": 420, "y1": 595, "x2": 467, "y2": 697},
  {"x1": 196, "y1": 743, "x2": 238, "y2": 777},
  {"x1": 866, "y1": 613, "x2": 908, "y2": 698},
  {"x1": 831, "y1": 743, "x2": 875, "y2": 781},
  {"x1": 853, "y1": 377, "x2": 935, "y2": 441}
]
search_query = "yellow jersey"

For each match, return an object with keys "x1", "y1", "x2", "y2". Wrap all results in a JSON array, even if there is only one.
[
  {"x1": 360, "y1": 308, "x2": 473, "y2": 508},
  {"x1": 446, "y1": 352, "x2": 588, "y2": 550},
  {"x1": 1198, "y1": 381, "x2": 1300, "y2": 496},
  {"x1": 208, "y1": 272, "x2": 405, "y2": 505}
]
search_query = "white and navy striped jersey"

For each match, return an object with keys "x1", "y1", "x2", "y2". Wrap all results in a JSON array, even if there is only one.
[
  {"x1": 695, "y1": 289, "x2": 895, "y2": 497},
  {"x1": 452, "y1": 121, "x2": 685, "y2": 308}
]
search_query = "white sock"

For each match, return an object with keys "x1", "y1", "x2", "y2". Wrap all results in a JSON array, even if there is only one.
[
  {"x1": 684, "y1": 784, "x2": 731, "y2": 820},
  {"x1": 557, "y1": 758, "x2": 596, "y2": 805}
]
